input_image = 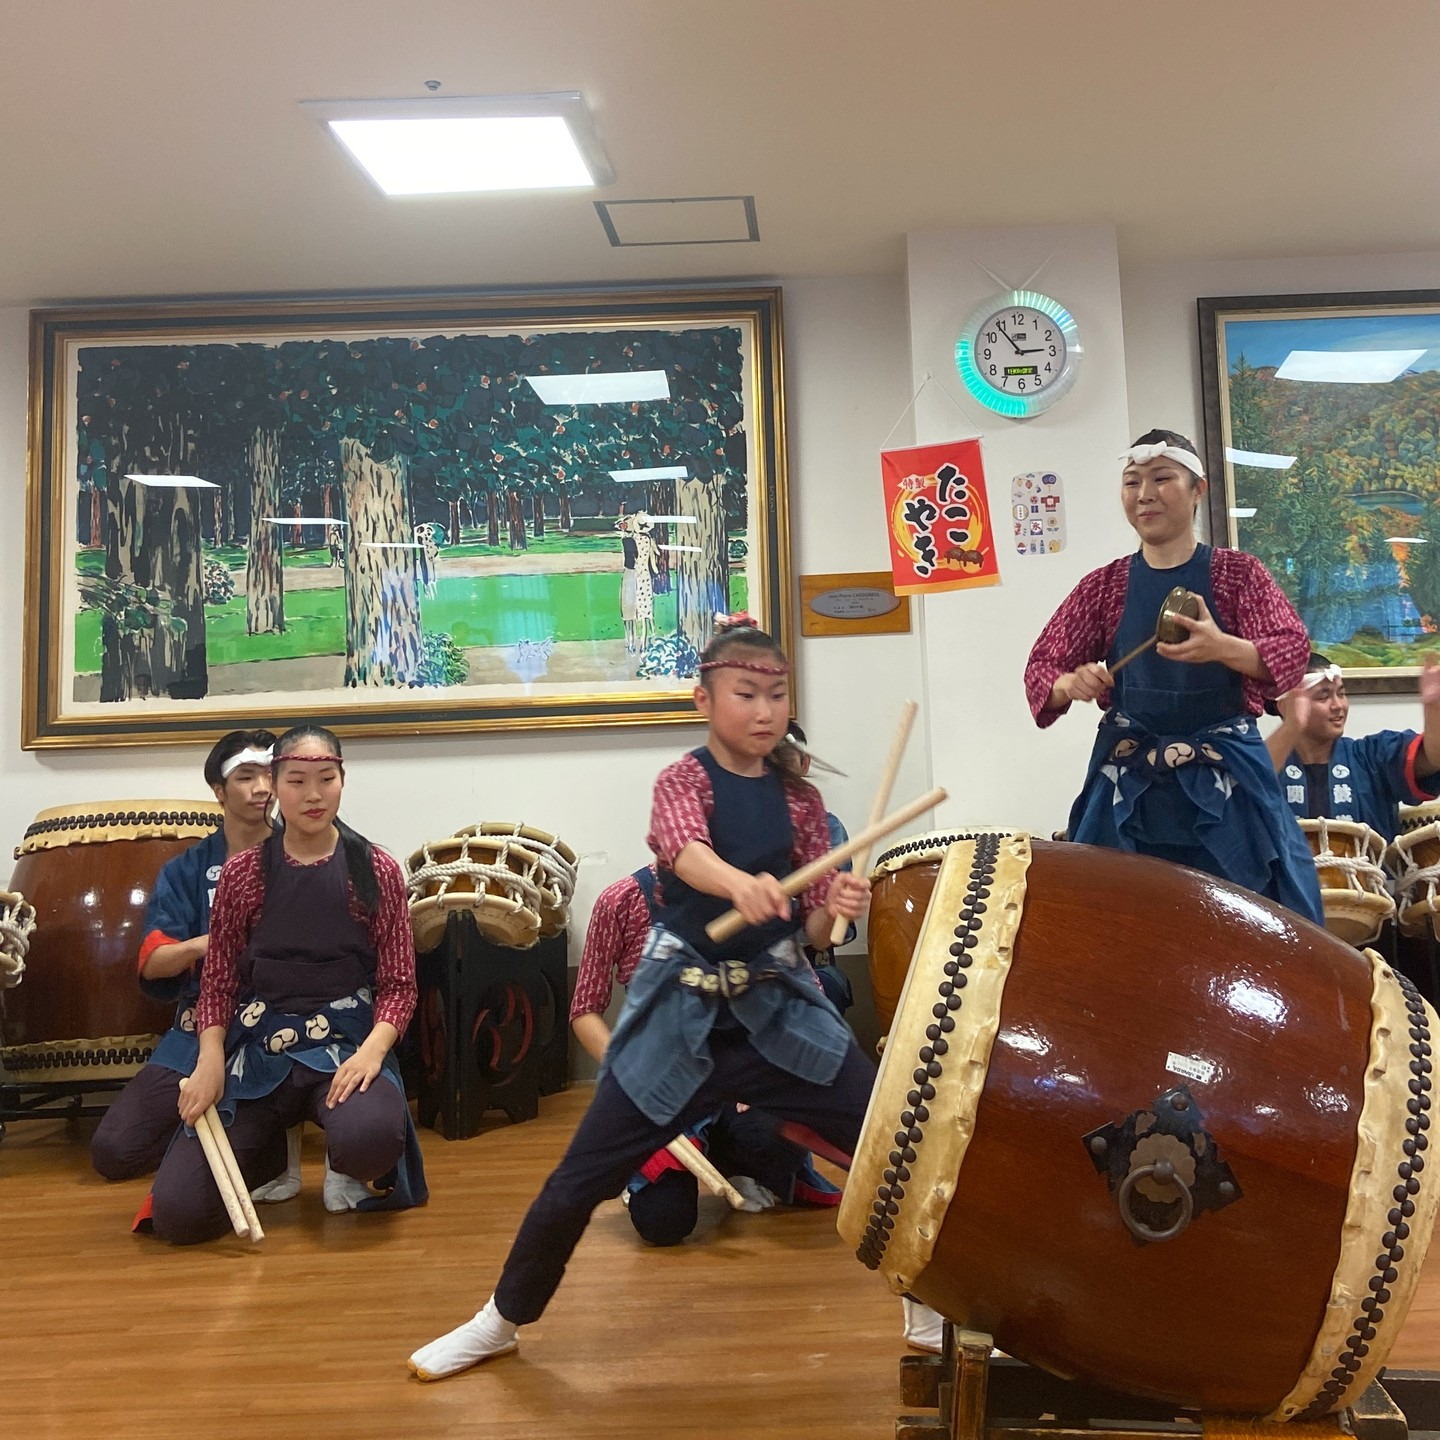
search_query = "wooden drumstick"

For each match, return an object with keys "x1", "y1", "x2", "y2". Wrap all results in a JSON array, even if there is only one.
[
  {"x1": 181, "y1": 1084, "x2": 249, "y2": 1239},
  {"x1": 665, "y1": 1137, "x2": 747, "y2": 1210},
  {"x1": 198, "y1": 1105, "x2": 265, "y2": 1243},
  {"x1": 1105, "y1": 635, "x2": 1154, "y2": 679},
  {"x1": 829, "y1": 701, "x2": 918, "y2": 947},
  {"x1": 705, "y1": 786, "x2": 948, "y2": 944}
]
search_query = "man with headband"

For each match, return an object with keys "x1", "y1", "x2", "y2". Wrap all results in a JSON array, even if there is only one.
[
  {"x1": 1266, "y1": 652, "x2": 1440, "y2": 840},
  {"x1": 92, "y1": 729, "x2": 276, "y2": 1190}
]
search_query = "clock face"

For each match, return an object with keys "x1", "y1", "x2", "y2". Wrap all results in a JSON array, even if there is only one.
[
  {"x1": 955, "y1": 290, "x2": 1082, "y2": 418},
  {"x1": 974, "y1": 306, "x2": 1066, "y2": 398}
]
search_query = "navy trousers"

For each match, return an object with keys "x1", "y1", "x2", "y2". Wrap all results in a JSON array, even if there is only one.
[{"x1": 494, "y1": 1030, "x2": 876, "y2": 1323}]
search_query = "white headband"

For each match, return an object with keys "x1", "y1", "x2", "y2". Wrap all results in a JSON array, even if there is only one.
[
  {"x1": 220, "y1": 746, "x2": 273, "y2": 779},
  {"x1": 1300, "y1": 665, "x2": 1344, "y2": 690},
  {"x1": 1120, "y1": 441, "x2": 1206, "y2": 479}
]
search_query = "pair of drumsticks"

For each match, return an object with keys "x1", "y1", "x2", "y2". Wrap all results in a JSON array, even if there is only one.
[
  {"x1": 180, "y1": 1079, "x2": 265, "y2": 1242},
  {"x1": 678, "y1": 702, "x2": 938, "y2": 1211}
]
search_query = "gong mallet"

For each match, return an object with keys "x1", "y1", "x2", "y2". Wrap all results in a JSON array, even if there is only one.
[
  {"x1": 829, "y1": 700, "x2": 919, "y2": 947},
  {"x1": 1105, "y1": 586, "x2": 1202, "y2": 679},
  {"x1": 664, "y1": 1137, "x2": 747, "y2": 1210},
  {"x1": 705, "y1": 786, "x2": 949, "y2": 945}
]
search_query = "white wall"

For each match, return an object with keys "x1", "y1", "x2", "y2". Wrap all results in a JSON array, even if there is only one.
[
  {"x1": 0, "y1": 275, "x2": 922, "y2": 968},
  {"x1": 904, "y1": 225, "x2": 1138, "y2": 837},
  {"x1": 1121, "y1": 247, "x2": 1440, "y2": 737}
]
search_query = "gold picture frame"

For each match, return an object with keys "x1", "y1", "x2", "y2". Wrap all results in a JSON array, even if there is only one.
[{"x1": 24, "y1": 286, "x2": 791, "y2": 748}]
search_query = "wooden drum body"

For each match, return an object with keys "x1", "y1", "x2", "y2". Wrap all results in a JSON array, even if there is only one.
[
  {"x1": 1297, "y1": 817, "x2": 1394, "y2": 946},
  {"x1": 3, "y1": 802, "x2": 224, "y2": 1081},
  {"x1": 841, "y1": 833, "x2": 1439, "y2": 1418},
  {"x1": 456, "y1": 822, "x2": 577, "y2": 938}
]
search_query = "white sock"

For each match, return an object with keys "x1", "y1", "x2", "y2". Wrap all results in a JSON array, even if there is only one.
[
  {"x1": 730, "y1": 1175, "x2": 779, "y2": 1213},
  {"x1": 322, "y1": 1152, "x2": 373, "y2": 1213},
  {"x1": 408, "y1": 1297, "x2": 519, "y2": 1380},
  {"x1": 251, "y1": 1125, "x2": 303, "y2": 1204},
  {"x1": 903, "y1": 1298, "x2": 945, "y2": 1354}
]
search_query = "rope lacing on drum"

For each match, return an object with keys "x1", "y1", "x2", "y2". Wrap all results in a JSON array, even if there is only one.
[
  {"x1": 406, "y1": 845, "x2": 548, "y2": 913},
  {"x1": 1306, "y1": 818, "x2": 1391, "y2": 895},
  {"x1": 0, "y1": 894, "x2": 36, "y2": 989},
  {"x1": 1391, "y1": 822, "x2": 1440, "y2": 914},
  {"x1": 467, "y1": 823, "x2": 577, "y2": 907}
]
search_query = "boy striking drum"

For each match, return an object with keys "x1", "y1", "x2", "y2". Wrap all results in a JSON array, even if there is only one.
[
  {"x1": 1266, "y1": 651, "x2": 1440, "y2": 841},
  {"x1": 410, "y1": 617, "x2": 872, "y2": 1378}
]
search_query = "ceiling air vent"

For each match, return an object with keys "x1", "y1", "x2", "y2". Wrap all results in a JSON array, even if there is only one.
[{"x1": 595, "y1": 195, "x2": 758, "y2": 247}]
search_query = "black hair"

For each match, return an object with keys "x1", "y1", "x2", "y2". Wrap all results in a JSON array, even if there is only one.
[
  {"x1": 268, "y1": 724, "x2": 380, "y2": 915},
  {"x1": 1131, "y1": 427, "x2": 1200, "y2": 458},
  {"x1": 786, "y1": 719, "x2": 807, "y2": 746},
  {"x1": 203, "y1": 728, "x2": 278, "y2": 789},
  {"x1": 697, "y1": 624, "x2": 790, "y2": 692},
  {"x1": 1306, "y1": 651, "x2": 1335, "y2": 672}
]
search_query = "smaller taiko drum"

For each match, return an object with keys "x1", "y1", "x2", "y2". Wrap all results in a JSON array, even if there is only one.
[
  {"x1": 1297, "y1": 818, "x2": 1394, "y2": 946},
  {"x1": 4, "y1": 801, "x2": 224, "y2": 1083},
  {"x1": 867, "y1": 828, "x2": 1017, "y2": 1038},
  {"x1": 406, "y1": 834, "x2": 545, "y2": 951},
  {"x1": 1389, "y1": 800, "x2": 1440, "y2": 936},
  {"x1": 455, "y1": 822, "x2": 577, "y2": 937}
]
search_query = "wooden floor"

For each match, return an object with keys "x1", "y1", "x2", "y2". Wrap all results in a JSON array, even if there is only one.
[
  {"x1": 6, "y1": 1086, "x2": 1440, "y2": 1440},
  {"x1": 1, "y1": 1086, "x2": 908, "y2": 1440}
]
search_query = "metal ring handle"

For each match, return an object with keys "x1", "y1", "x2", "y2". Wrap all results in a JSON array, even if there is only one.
[{"x1": 1116, "y1": 1160, "x2": 1195, "y2": 1243}]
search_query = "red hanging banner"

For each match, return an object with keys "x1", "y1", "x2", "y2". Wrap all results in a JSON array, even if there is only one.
[{"x1": 880, "y1": 439, "x2": 999, "y2": 595}]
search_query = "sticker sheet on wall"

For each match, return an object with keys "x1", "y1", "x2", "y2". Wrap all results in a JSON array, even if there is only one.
[
  {"x1": 880, "y1": 438, "x2": 999, "y2": 595},
  {"x1": 1010, "y1": 471, "x2": 1066, "y2": 556}
]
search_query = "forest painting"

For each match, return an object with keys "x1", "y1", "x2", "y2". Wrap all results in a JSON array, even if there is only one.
[
  {"x1": 24, "y1": 289, "x2": 789, "y2": 747},
  {"x1": 1200, "y1": 293, "x2": 1440, "y2": 692}
]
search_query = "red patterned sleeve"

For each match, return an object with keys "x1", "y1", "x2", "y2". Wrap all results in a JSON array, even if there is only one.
[
  {"x1": 569, "y1": 873, "x2": 651, "y2": 1020},
  {"x1": 1024, "y1": 560, "x2": 1128, "y2": 728},
  {"x1": 787, "y1": 781, "x2": 837, "y2": 919},
  {"x1": 193, "y1": 848, "x2": 264, "y2": 1034},
  {"x1": 1211, "y1": 549, "x2": 1311, "y2": 711},
  {"x1": 367, "y1": 850, "x2": 417, "y2": 1033},
  {"x1": 646, "y1": 754, "x2": 714, "y2": 865}
]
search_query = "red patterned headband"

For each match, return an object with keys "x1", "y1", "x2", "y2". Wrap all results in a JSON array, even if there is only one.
[
  {"x1": 697, "y1": 658, "x2": 791, "y2": 675},
  {"x1": 273, "y1": 753, "x2": 344, "y2": 766}
]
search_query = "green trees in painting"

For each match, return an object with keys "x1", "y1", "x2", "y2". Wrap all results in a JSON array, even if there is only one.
[{"x1": 74, "y1": 324, "x2": 750, "y2": 700}]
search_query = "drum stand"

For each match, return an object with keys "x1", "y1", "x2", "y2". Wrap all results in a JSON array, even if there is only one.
[
  {"x1": 403, "y1": 910, "x2": 570, "y2": 1140},
  {"x1": 897, "y1": 1324, "x2": 1440, "y2": 1440}
]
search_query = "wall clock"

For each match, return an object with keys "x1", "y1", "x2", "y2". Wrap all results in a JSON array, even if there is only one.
[{"x1": 955, "y1": 290, "x2": 1082, "y2": 418}]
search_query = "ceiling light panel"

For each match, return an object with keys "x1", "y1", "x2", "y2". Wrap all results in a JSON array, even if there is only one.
[{"x1": 304, "y1": 92, "x2": 614, "y2": 197}]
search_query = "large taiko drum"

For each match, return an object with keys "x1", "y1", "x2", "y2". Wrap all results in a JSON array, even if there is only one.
[
  {"x1": 839, "y1": 832, "x2": 1440, "y2": 1418},
  {"x1": 867, "y1": 829, "x2": 1016, "y2": 1037},
  {"x1": 2, "y1": 802, "x2": 223, "y2": 1082}
]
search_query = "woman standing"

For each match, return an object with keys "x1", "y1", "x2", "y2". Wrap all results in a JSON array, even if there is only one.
[{"x1": 1024, "y1": 429, "x2": 1322, "y2": 922}]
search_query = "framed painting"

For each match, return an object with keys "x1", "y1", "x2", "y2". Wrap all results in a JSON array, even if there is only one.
[
  {"x1": 24, "y1": 286, "x2": 790, "y2": 747},
  {"x1": 1199, "y1": 289, "x2": 1440, "y2": 694}
]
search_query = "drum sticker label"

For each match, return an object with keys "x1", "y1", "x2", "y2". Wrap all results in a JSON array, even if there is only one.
[
  {"x1": 1083, "y1": 1085, "x2": 1241, "y2": 1246},
  {"x1": 1165, "y1": 1051, "x2": 1216, "y2": 1085},
  {"x1": 1010, "y1": 471, "x2": 1066, "y2": 556}
]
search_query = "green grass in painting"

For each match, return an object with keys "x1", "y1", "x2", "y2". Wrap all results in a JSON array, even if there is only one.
[{"x1": 73, "y1": 571, "x2": 750, "y2": 674}]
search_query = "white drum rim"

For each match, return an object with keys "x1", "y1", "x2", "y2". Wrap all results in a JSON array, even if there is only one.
[
  {"x1": 1267, "y1": 956, "x2": 1440, "y2": 1418},
  {"x1": 839, "y1": 832, "x2": 1031, "y2": 1294}
]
